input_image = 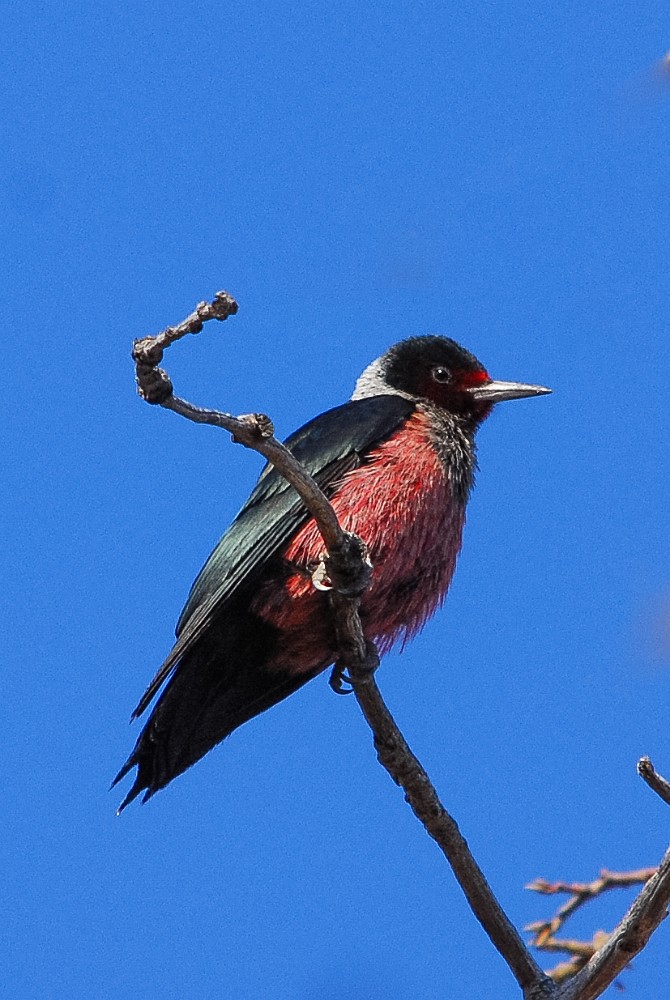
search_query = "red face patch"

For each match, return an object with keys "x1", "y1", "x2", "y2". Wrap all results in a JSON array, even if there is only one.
[{"x1": 453, "y1": 368, "x2": 490, "y2": 388}]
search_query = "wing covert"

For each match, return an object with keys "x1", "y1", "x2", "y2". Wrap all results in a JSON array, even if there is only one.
[
  {"x1": 132, "y1": 394, "x2": 414, "y2": 718},
  {"x1": 178, "y1": 393, "x2": 414, "y2": 633}
]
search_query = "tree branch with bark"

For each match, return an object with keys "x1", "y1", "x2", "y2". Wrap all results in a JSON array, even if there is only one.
[{"x1": 130, "y1": 291, "x2": 670, "y2": 1000}]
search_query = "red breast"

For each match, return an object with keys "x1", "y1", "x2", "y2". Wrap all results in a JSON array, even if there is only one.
[{"x1": 252, "y1": 410, "x2": 466, "y2": 672}]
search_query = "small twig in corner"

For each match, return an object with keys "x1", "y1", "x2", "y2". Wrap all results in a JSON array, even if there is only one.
[
  {"x1": 638, "y1": 756, "x2": 670, "y2": 808},
  {"x1": 526, "y1": 869, "x2": 658, "y2": 983}
]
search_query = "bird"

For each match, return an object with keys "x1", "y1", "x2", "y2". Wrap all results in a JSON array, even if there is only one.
[{"x1": 114, "y1": 335, "x2": 550, "y2": 811}]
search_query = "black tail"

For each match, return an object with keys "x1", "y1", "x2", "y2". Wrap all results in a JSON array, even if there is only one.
[{"x1": 113, "y1": 613, "x2": 323, "y2": 812}]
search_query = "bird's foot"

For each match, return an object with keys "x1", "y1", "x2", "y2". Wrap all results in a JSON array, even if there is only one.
[{"x1": 328, "y1": 643, "x2": 380, "y2": 695}]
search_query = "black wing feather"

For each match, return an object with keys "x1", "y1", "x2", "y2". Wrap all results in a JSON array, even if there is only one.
[{"x1": 131, "y1": 394, "x2": 414, "y2": 718}]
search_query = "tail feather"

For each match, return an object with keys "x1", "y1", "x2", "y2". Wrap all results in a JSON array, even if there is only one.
[{"x1": 114, "y1": 611, "x2": 326, "y2": 811}]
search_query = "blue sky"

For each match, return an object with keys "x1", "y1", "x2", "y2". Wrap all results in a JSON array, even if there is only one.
[{"x1": 3, "y1": 2, "x2": 670, "y2": 997}]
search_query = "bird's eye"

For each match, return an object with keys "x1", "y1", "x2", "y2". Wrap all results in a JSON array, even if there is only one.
[{"x1": 431, "y1": 366, "x2": 451, "y2": 383}]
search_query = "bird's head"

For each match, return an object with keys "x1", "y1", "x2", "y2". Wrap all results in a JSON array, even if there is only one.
[{"x1": 352, "y1": 335, "x2": 551, "y2": 422}]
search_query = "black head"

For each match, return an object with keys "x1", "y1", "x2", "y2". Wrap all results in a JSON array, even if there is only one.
[{"x1": 352, "y1": 335, "x2": 551, "y2": 421}]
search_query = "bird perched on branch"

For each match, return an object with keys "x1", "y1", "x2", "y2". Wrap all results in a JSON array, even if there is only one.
[{"x1": 114, "y1": 336, "x2": 550, "y2": 810}]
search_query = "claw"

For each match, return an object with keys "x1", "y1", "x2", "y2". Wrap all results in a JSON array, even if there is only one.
[
  {"x1": 312, "y1": 559, "x2": 333, "y2": 592},
  {"x1": 328, "y1": 644, "x2": 380, "y2": 694},
  {"x1": 329, "y1": 664, "x2": 353, "y2": 694}
]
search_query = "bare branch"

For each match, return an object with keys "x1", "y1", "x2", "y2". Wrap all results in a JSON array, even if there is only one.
[
  {"x1": 529, "y1": 934, "x2": 611, "y2": 986},
  {"x1": 132, "y1": 293, "x2": 351, "y2": 556},
  {"x1": 350, "y1": 674, "x2": 553, "y2": 997},
  {"x1": 526, "y1": 869, "x2": 658, "y2": 984},
  {"x1": 560, "y1": 845, "x2": 670, "y2": 1000},
  {"x1": 638, "y1": 756, "x2": 670, "y2": 808},
  {"x1": 132, "y1": 291, "x2": 239, "y2": 405},
  {"x1": 526, "y1": 868, "x2": 659, "y2": 944},
  {"x1": 525, "y1": 809, "x2": 670, "y2": 997}
]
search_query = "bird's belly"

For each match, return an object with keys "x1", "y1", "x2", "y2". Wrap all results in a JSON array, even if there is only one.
[{"x1": 251, "y1": 411, "x2": 466, "y2": 672}]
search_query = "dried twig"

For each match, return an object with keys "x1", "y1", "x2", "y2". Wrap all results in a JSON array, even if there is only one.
[
  {"x1": 527, "y1": 869, "x2": 660, "y2": 942},
  {"x1": 560, "y1": 845, "x2": 670, "y2": 1000},
  {"x1": 524, "y1": 756, "x2": 670, "y2": 995},
  {"x1": 526, "y1": 869, "x2": 658, "y2": 983},
  {"x1": 638, "y1": 756, "x2": 670, "y2": 808},
  {"x1": 350, "y1": 677, "x2": 555, "y2": 997},
  {"x1": 133, "y1": 292, "x2": 350, "y2": 558},
  {"x1": 132, "y1": 292, "x2": 670, "y2": 1000}
]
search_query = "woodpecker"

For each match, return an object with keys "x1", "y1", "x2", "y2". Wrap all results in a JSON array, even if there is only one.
[{"x1": 114, "y1": 336, "x2": 550, "y2": 810}]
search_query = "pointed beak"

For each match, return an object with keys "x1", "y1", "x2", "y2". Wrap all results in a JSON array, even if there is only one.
[{"x1": 467, "y1": 379, "x2": 552, "y2": 403}]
